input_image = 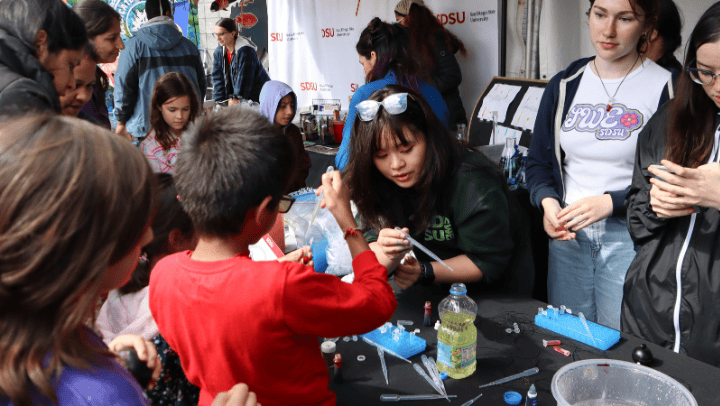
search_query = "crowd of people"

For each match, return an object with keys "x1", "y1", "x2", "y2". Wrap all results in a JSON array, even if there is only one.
[{"x1": 2, "y1": 0, "x2": 720, "y2": 404}]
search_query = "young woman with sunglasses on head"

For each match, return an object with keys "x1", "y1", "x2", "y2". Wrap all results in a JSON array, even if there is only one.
[
  {"x1": 526, "y1": 0, "x2": 674, "y2": 329},
  {"x1": 344, "y1": 85, "x2": 533, "y2": 295},
  {"x1": 622, "y1": 1, "x2": 720, "y2": 368}
]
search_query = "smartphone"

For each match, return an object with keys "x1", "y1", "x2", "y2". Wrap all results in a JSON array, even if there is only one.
[{"x1": 649, "y1": 164, "x2": 675, "y2": 181}]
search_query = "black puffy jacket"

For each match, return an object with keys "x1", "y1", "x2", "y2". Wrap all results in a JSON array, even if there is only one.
[
  {"x1": 0, "y1": 28, "x2": 60, "y2": 113},
  {"x1": 429, "y1": 31, "x2": 466, "y2": 130},
  {"x1": 622, "y1": 102, "x2": 720, "y2": 367}
]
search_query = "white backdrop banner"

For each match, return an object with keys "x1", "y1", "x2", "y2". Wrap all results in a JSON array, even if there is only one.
[{"x1": 267, "y1": 0, "x2": 500, "y2": 118}]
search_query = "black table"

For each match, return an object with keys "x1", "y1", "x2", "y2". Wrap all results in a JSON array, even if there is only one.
[
  {"x1": 329, "y1": 287, "x2": 720, "y2": 405},
  {"x1": 306, "y1": 144, "x2": 340, "y2": 188}
]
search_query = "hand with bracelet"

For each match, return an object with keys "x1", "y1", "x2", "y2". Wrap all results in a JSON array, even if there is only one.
[{"x1": 316, "y1": 170, "x2": 371, "y2": 258}]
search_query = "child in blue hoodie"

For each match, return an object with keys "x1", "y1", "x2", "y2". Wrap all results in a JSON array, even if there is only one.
[{"x1": 259, "y1": 81, "x2": 312, "y2": 192}]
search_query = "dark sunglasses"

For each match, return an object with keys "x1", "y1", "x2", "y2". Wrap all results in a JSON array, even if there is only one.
[{"x1": 278, "y1": 195, "x2": 295, "y2": 213}]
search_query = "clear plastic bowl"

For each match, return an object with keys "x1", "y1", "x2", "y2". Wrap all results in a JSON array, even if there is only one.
[{"x1": 551, "y1": 359, "x2": 697, "y2": 406}]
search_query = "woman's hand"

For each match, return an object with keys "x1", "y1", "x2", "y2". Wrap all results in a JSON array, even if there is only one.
[
  {"x1": 394, "y1": 255, "x2": 421, "y2": 290},
  {"x1": 278, "y1": 246, "x2": 314, "y2": 267},
  {"x1": 316, "y1": 171, "x2": 354, "y2": 226},
  {"x1": 649, "y1": 182, "x2": 694, "y2": 218},
  {"x1": 212, "y1": 383, "x2": 260, "y2": 406},
  {"x1": 648, "y1": 159, "x2": 720, "y2": 211},
  {"x1": 376, "y1": 228, "x2": 412, "y2": 265},
  {"x1": 541, "y1": 198, "x2": 575, "y2": 240},
  {"x1": 108, "y1": 334, "x2": 162, "y2": 390},
  {"x1": 557, "y1": 194, "x2": 613, "y2": 232}
]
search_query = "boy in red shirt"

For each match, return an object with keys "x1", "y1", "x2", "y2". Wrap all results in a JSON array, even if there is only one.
[{"x1": 149, "y1": 107, "x2": 397, "y2": 406}]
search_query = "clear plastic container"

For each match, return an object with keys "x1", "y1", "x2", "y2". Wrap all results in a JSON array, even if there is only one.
[
  {"x1": 551, "y1": 359, "x2": 697, "y2": 406},
  {"x1": 436, "y1": 283, "x2": 478, "y2": 379}
]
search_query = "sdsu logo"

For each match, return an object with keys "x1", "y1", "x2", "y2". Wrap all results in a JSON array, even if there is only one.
[
  {"x1": 437, "y1": 12, "x2": 466, "y2": 25},
  {"x1": 300, "y1": 82, "x2": 317, "y2": 91},
  {"x1": 351, "y1": 83, "x2": 360, "y2": 93},
  {"x1": 270, "y1": 33, "x2": 283, "y2": 42},
  {"x1": 321, "y1": 28, "x2": 335, "y2": 38}
]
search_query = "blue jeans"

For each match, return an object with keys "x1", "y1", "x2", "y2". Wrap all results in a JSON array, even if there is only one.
[{"x1": 547, "y1": 217, "x2": 636, "y2": 330}]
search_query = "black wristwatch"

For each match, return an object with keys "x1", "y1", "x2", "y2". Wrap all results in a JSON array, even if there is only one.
[{"x1": 419, "y1": 261, "x2": 435, "y2": 286}]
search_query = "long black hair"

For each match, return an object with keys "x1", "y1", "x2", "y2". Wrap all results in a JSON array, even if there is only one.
[
  {"x1": 356, "y1": 17, "x2": 423, "y2": 92},
  {"x1": 0, "y1": 0, "x2": 87, "y2": 53},
  {"x1": 345, "y1": 85, "x2": 461, "y2": 232},
  {"x1": 666, "y1": 2, "x2": 720, "y2": 167}
]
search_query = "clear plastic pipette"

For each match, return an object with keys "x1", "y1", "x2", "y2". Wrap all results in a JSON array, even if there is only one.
[
  {"x1": 361, "y1": 337, "x2": 412, "y2": 363},
  {"x1": 420, "y1": 355, "x2": 450, "y2": 402},
  {"x1": 394, "y1": 227, "x2": 455, "y2": 272},
  {"x1": 426, "y1": 356, "x2": 448, "y2": 396},
  {"x1": 412, "y1": 364, "x2": 449, "y2": 401},
  {"x1": 477, "y1": 367, "x2": 540, "y2": 389},
  {"x1": 377, "y1": 347, "x2": 389, "y2": 385},
  {"x1": 460, "y1": 393, "x2": 483, "y2": 406},
  {"x1": 578, "y1": 312, "x2": 598, "y2": 347},
  {"x1": 420, "y1": 355, "x2": 445, "y2": 394},
  {"x1": 380, "y1": 394, "x2": 458, "y2": 401},
  {"x1": 306, "y1": 166, "x2": 335, "y2": 244}
]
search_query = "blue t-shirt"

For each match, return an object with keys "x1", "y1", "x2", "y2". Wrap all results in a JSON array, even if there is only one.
[
  {"x1": 335, "y1": 71, "x2": 449, "y2": 170},
  {"x1": 0, "y1": 328, "x2": 149, "y2": 406}
]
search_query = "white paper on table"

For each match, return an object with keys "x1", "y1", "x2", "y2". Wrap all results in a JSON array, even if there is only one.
[
  {"x1": 511, "y1": 87, "x2": 545, "y2": 130},
  {"x1": 491, "y1": 125, "x2": 524, "y2": 146},
  {"x1": 478, "y1": 84, "x2": 523, "y2": 122}
]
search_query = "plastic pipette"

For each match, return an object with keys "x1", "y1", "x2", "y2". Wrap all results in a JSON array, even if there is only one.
[
  {"x1": 380, "y1": 394, "x2": 458, "y2": 401},
  {"x1": 361, "y1": 337, "x2": 412, "y2": 363},
  {"x1": 394, "y1": 227, "x2": 455, "y2": 272},
  {"x1": 421, "y1": 355, "x2": 445, "y2": 394},
  {"x1": 426, "y1": 356, "x2": 448, "y2": 397},
  {"x1": 420, "y1": 355, "x2": 450, "y2": 402},
  {"x1": 477, "y1": 367, "x2": 540, "y2": 389},
  {"x1": 377, "y1": 347, "x2": 389, "y2": 385},
  {"x1": 306, "y1": 166, "x2": 334, "y2": 244},
  {"x1": 460, "y1": 393, "x2": 483, "y2": 406},
  {"x1": 578, "y1": 312, "x2": 598, "y2": 347},
  {"x1": 412, "y1": 364, "x2": 449, "y2": 401}
]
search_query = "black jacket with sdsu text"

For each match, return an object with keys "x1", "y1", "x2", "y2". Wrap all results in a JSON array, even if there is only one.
[{"x1": 622, "y1": 102, "x2": 720, "y2": 367}]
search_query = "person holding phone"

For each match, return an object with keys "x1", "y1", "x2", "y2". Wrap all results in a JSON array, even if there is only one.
[{"x1": 622, "y1": 1, "x2": 720, "y2": 367}]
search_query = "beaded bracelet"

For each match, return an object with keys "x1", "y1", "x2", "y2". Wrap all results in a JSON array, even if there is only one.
[{"x1": 343, "y1": 228, "x2": 363, "y2": 239}]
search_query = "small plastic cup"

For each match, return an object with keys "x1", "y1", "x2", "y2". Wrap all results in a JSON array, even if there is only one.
[{"x1": 333, "y1": 121, "x2": 345, "y2": 143}]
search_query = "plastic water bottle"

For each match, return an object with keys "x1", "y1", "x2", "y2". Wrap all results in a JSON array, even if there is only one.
[
  {"x1": 500, "y1": 137, "x2": 519, "y2": 186},
  {"x1": 436, "y1": 283, "x2": 478, "y2": 379}
]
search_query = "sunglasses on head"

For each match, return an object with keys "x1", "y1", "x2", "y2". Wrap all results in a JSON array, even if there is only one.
[
  {"x1": 356, "y1": 93, "x2": 409, "y2": 121},
  {"x1": 278, "y1": 195, "x2": 295, "y2": 213}
]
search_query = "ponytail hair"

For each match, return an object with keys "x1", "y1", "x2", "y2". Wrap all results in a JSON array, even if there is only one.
[{"x1": 356, "y1": 17, "x2": 424, "y2": 91}]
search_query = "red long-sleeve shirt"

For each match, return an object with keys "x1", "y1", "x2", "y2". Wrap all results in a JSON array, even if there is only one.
[{"x1": 149, "y1": 250, "x2": 396, "y2": 406}]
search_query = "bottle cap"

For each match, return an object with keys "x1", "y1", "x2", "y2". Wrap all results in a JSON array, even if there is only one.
[
  {"x1": 503, "y1": 391, "x2": 522, "y2": 405},
  {"x1": 449, "y1": 283, "x2": 467, "y2": 295},
  {"x1": 528, "y1": 383, "x2": 537, "y2": 395},
  {"x1": 321, "y1": 341, "x2": 336, "y2": 354}
]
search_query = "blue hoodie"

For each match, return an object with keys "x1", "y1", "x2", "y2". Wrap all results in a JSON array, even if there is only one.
[{"x1": 114, "y1": 17, "x2": 206, "y2": 139}]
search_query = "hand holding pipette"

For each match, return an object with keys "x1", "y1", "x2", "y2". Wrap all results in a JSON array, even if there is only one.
[{"x1": 394, "y1": 227, "x2": 455, "y2": 272}]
